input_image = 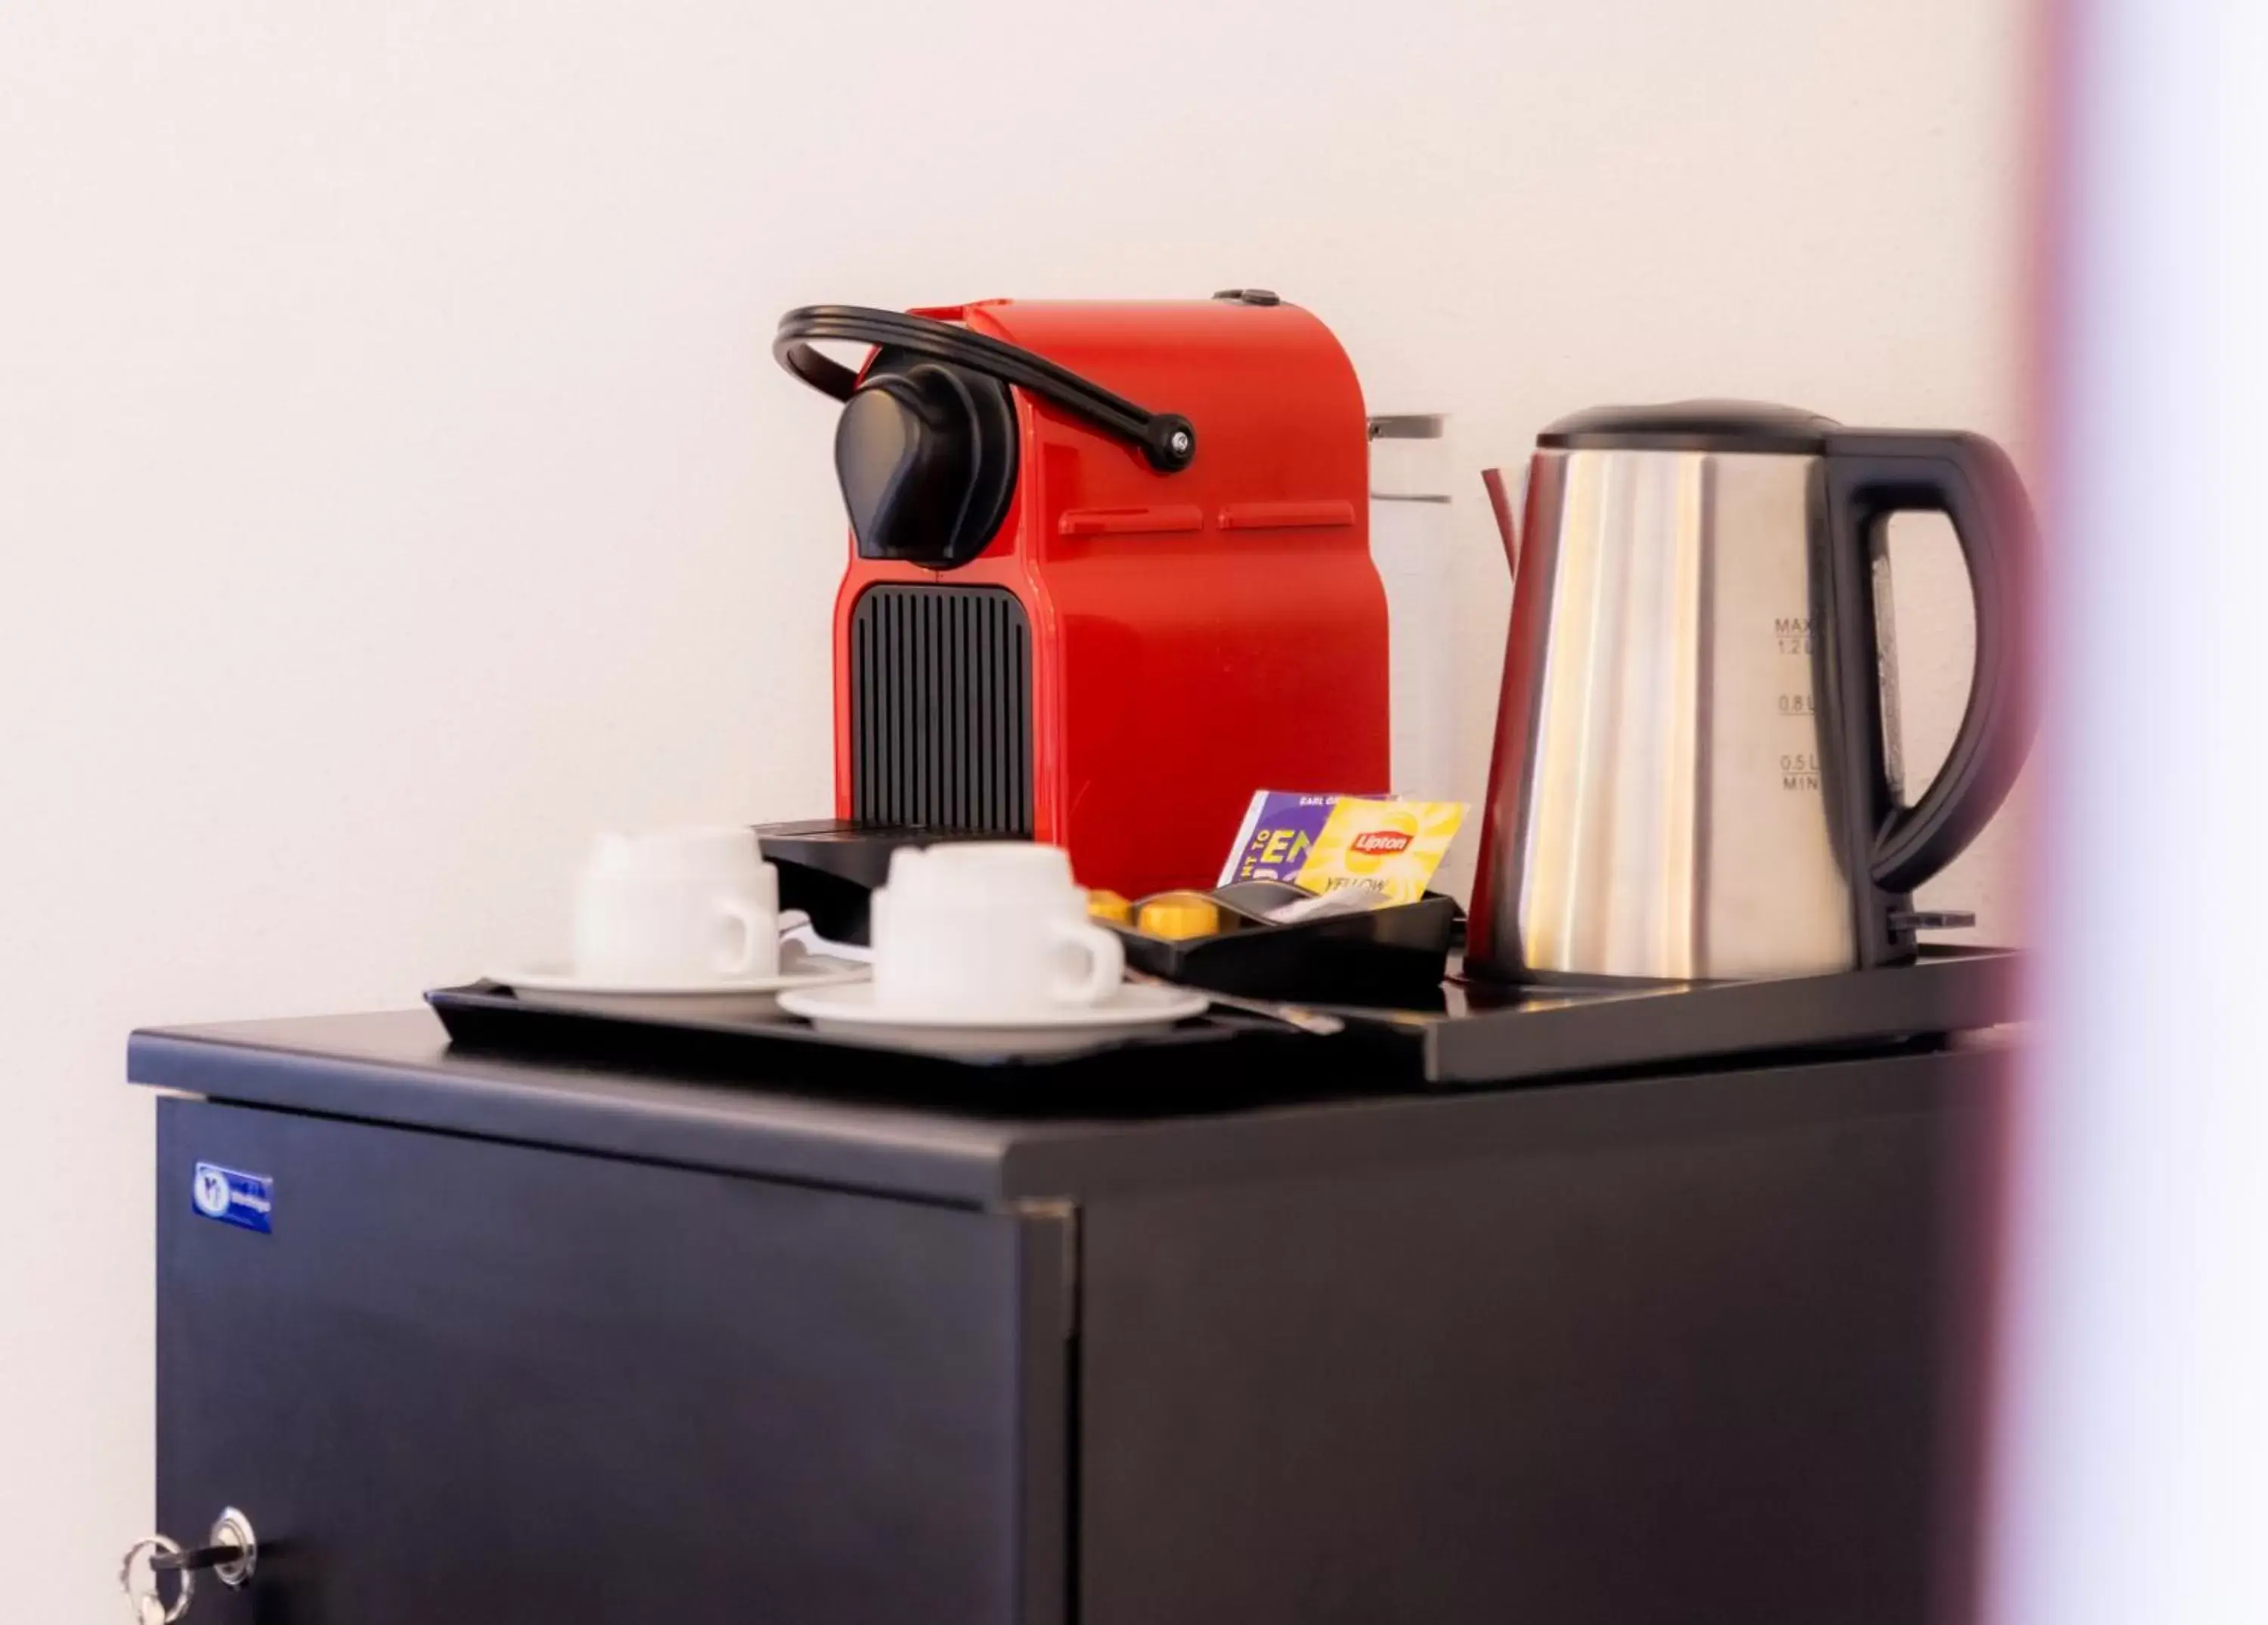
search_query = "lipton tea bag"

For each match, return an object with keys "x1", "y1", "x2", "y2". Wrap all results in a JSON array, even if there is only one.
[{"x1": 1295, "y1": 797, "x2": 1467, "y2": 904}]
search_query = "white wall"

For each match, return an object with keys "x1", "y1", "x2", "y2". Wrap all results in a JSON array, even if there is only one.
[{"x1": 0, "y1": 1, "x2": 2028, "y2": 1613}]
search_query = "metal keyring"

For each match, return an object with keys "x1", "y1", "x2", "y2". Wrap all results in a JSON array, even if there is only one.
[{"x1": 119, "y1": 1535, "x2": 194, "y2": 1623}]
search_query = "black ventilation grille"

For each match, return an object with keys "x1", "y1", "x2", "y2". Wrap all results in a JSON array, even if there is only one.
[{"x1": 849, "y1": 585, "x2": 1034, "y2": 834}]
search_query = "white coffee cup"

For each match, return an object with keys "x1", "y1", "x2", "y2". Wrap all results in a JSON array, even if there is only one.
[
  {"x1": 571, "y1": 827, "x2": 779, "y2": 985},
  {"x1": 870, "y1": 843, "x2": 1123, "y2": 1020}
]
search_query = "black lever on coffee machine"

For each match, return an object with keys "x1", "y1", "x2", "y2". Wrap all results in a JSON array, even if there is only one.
[
  {"x1": 776, "y1": 304, "x2": 1201, "y2": 571},
  {"x1": 773, "y1": 305, "x2": 1197, "y2": 472}
]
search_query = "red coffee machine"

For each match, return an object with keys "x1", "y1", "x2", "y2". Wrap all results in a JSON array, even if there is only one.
[{"x1": 773, "y1": 294, "x2": 1390, "y2": 899}]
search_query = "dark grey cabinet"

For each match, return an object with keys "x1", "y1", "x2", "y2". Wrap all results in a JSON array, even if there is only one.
[
  {"x1": 157, "y1": 1100, "x2": 1066, "y2": 1623},
  {"x1": 137, "y1": 1013, "x2": 2004, "y2": 1625}
]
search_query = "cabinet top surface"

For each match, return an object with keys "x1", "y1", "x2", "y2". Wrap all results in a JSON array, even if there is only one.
[{"x1": 130, "y1": 1010, "x2": 1998, "y2": 1206}]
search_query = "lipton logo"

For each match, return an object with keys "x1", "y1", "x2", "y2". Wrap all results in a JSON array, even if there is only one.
[{"x1": 1350, "y1": 829, "x2": 1413, "y2": 856}]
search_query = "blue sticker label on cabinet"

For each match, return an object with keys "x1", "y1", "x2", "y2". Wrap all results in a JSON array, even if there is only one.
[{"x1": 191, "y1": 1162, "x2": 273, "y2": 1233}]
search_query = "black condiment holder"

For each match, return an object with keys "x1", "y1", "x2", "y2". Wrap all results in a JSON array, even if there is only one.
[
  {"x1": 756, "y1": 821, "x2": 1460, "y2": 1003},
  {"x1": 1109, "y1": 882, "x2": 1460, "y2": 1003}
]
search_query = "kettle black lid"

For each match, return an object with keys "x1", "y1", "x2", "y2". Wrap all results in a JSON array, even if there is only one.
[{"x1": 1538, "y1": 400, "x2": 1839, "y2": 453}]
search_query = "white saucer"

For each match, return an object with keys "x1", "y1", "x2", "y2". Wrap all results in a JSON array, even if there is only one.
[
  {"x1": 492, "y1": 961, "x2": 869, "y2": 996},
  {"x1": 777, "y1": 980, "x2": 1210, "y2": 1052},
  {"x1": 486, "y1": 961, "x2": 867, "y2": 1022}
]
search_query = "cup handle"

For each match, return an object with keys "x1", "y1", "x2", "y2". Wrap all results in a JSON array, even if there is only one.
[
  {"x1": 714, "y1": 898, "x2": 772, "y2": 977},
  {"x1": 1048, "y1": 918, "x2": 1125, "y2": 1007}
]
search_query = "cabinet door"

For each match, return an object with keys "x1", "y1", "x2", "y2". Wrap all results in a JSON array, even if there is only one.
[
  {"x1": 157, "y1": 1099, "x2": 1067, "y2": 1625},
  {"x1": 1077, "y1": 1051, "x2": 1999, "y2": 1625}
]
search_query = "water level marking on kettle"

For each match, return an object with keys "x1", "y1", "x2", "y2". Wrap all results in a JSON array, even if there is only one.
[{"x1": 1776, "y1": 611, "x2": 1822, "y2": 789}]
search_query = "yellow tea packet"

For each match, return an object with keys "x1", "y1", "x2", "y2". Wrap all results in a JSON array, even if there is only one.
[{"x1": 1294, "y1": 796, "x2": 1467, "y2": 904}]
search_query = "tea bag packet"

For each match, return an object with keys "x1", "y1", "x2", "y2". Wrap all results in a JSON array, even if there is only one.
[
  {"x1": 1219, "y1": 791, "x2": 1467, "y2": 906},
  {"x1": 1219, "y1": 792, "x2": 1348, "y2": 885},
  {"x1": 1297, "y1": 797, "x2": 1467, "y2": 904}
]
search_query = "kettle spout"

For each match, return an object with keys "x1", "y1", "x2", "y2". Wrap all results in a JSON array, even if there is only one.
[{"x1": 1480, "y1": 468, "x2": 1523, "y2": 577}]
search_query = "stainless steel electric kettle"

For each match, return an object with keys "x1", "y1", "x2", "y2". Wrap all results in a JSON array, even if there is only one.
[{"x1": 1467, "y1": 402, "x2": 2033, "y2": 982}]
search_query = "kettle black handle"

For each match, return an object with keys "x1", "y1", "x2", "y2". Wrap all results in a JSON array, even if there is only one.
[
  {"x1": 1823, "y1": 429, "x2": 2034, "y2": 896},
  {"x1": 773, "y1": 305, "x2": 1197, "y2": 473}
]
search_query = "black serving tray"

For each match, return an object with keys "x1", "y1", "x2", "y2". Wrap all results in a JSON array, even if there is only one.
[
  {"x1": 425, "y1": 980, "x2": 1411, "y2": 1110},
  {"x1": 1416, "y1": 944, "x2": 2022, "y2": 1085},
  {"x1": 427, "y1": 946, "x2": 2020, "y2": 1104}
]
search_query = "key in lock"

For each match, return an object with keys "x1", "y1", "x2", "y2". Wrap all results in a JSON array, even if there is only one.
[{"x1": 119, "y1": 1508, "x2": 256, "y2": 1622}]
